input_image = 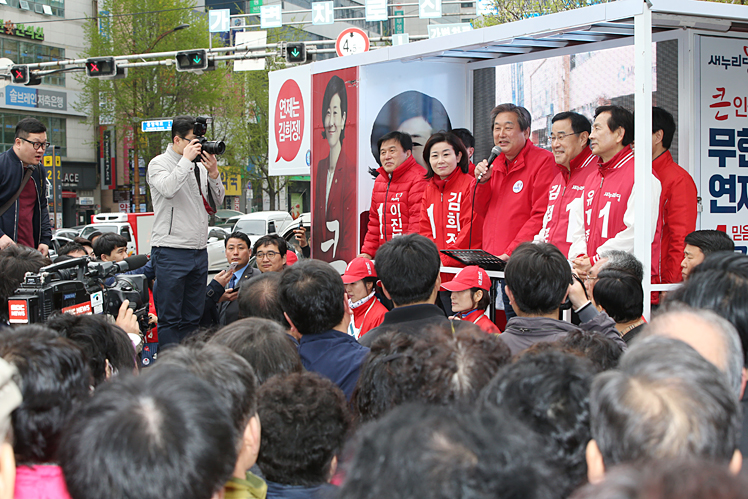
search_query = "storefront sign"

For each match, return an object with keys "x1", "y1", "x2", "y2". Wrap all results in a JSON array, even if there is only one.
[
  {"x1": 1, "y1": 20, "x2": 44, "y2": 41},
  {"x1": 4, "y1": 86, "x2": 67, "y2": 111}
]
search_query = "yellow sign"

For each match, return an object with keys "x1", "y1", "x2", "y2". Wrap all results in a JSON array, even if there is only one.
[
  {"x1": 222, "y1": 173, "x2": 241, "y2": 196},
  {"x1": 43, "y1": 156, "x2": 52, "y2": 167},
  {"x1": 55, "y1": 156, "x2": 61, "y2": 166}
]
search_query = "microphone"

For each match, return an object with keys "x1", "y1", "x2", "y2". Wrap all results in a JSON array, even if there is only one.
[
  {"x1": 88, "y1": 254, "x2": 149, "y2": 278},
  {"x1": 478, "y1": 146, "x2": 502, "y2": 182},
  {"x1": 118, "y1": 254, "x2": 149, "y2": 273}
]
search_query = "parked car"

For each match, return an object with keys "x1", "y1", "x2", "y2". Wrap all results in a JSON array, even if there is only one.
[
  {"x1": 79, "y1": 213, "x2": 155, "y2": 255},
  {"x1": 281, "y1": 212, "x2": 311, "y2": 255},
  {"x1": 231, "y1": 211, "x2": 295, "y2": 247},
  {"x1": 207, "y1": 226, "x2": 231, "y2": 272}
]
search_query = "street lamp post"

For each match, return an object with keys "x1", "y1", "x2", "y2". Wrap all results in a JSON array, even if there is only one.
[{"x1": 132, "y1": 23, "x2": 190, "y2": 212}]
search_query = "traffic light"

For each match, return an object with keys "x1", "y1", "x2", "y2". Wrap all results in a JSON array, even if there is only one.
[
  {"x1": 10, "y1": 65, "x2": 41, "y2": 85},
  {"x1": 176, "y1": 50, "x2": 209, "y2": 72},
  {"x1": 285, "y1": 43, "x2": 306, "y2": 64},
  {"x1": 85, "y1": 57, "x2": 126, "y2": 79}
]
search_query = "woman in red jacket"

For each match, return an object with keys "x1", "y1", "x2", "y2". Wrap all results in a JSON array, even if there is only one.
[{"x1": 441, "y1": 266, "x2": 501, "y2": 334}]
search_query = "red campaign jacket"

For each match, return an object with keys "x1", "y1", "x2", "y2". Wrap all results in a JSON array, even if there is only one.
[
  {"x1": 474, "y1": 139, "x2": 556, "y2": 256},
  {"x1": 452, "y1": 309, "x2": 501, "y2": 334},
  {"x1": 653, "y1": 151, "x2": 698, "y2": 283},
  {"x1": 536, "y1": 147, "x2": 597, "y2": 257},
  {"x1": 361, "y1": 155, "x2": 428, "y2": 257},
  {"x1": 569, "y1": 145, "x2": 662, "y2": 265},
  {"x1": 352, "y1": 296, "x2": 388, "y2": 338},
  {"x1": 419, "y1": 168, "x2": 483, "y2": 282}
]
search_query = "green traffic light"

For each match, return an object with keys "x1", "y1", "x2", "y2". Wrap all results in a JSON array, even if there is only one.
[
  {"x1": 291, "y1": 49, "x2": 299, "y2": 56},
  {"x1": 193, "y1": 56, "x2": 202, "y2": 64}
]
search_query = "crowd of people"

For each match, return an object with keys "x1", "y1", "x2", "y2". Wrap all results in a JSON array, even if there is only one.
[{"x1": 0, "y1": 105, "x2": 746, "y2": 499}]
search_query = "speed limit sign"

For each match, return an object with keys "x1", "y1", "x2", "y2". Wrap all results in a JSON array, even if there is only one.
[{"x1": 336, "y1": 27, "x2": 370, "y2": 57}]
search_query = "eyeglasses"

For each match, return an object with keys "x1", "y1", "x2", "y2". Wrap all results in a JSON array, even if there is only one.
[
  {"x1": 19, "y1": 137, "x2": 51, "y2": 150},
  {"x1": 549, "y1": 131, "x2": 580, "y2": 143},
  {"x1": 585, "y1": 274, "x2": 598, "y2": 283},
  {"x1": 256, "y1": 251, "x2": 279, "y2": 260}
]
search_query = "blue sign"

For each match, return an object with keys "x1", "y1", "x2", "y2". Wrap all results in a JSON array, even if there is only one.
[
  {"x1": 141, "y1": 120, "x2": 173, "y2": 132},
  {"x1": 3, "y1": 86, "x2": 67, "y2": 111}
]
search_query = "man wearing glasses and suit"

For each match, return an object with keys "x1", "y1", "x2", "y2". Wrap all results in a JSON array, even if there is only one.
[{"x1": 0, "y1": 117, "x2": 52, "y2": 257}]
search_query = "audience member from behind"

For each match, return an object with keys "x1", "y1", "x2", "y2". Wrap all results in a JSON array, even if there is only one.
[
  {"x1": 341, "y1": 257, "x2": 387, "y2": 339},
  {"x1": 481, "y1": 349, "x2": 598, "y2": 496},
  {"x1": 645, "y1": 304, "x2": 744, "y2": 399},
  {"x1": 237, "y1": 272, "x2": 286, "y2": 325},
  {"x1": 154, "y1": 344, "x2": 264, "y2": 499},
  {"x1": 60, "y1": 366, "x2": 236, "y2": 499},
  {"x1": 210, "y1": 318, "x2": 302, "y2": 385},
  {"x1": 592, "y1": 270, "x2": 644, "y2": 344},
  {"x1": 257, "y1": 372, "x2": 351, "y2": 499},
  {"x1": 501, "y1": 242, "x2": 625, "y2": 355},
  {"x1": 279, "y1": 260, "x2": 369, "y2": 399},
  {"x1": 587, "y1": 336, "x2": 742, "y2": 484},
  {"x1": 359, "y1": 234, "x2": 446, "y2": 347},
  {"x1": 571, "y1": 459, "x2": 748, "y2": 499},
  {"x1": 0, "y1": 245, "x2": 48, "y2": 327},
  {"x1": 56, "y1": 242, "x2": 87, "y2": 259},
  {"x1": 339, "y1": 403, "x2": 561, "y2": 499},
  {"x1": 0, "y1": 327, "x2": 90, "y2": 499},
  {"x1": 441, "y1": 265, "x2": 500, "y2": 334},
  {"x1": 558, "y1": 329, "x2": 623, "y2": 372},
  {"x1": 681, "y1": 229, "x2": 735, "y2": 280},
  {"x1": 0, "y1": 358, "x2": 22, "y2": 499},
  {"x1": 45, "y1": 312, "x2": 137, "y2": 387}
]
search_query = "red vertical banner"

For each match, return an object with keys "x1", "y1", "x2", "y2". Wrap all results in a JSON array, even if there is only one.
[{"x1": 311, "y1": 67, "x2": 359, "y2": 264}]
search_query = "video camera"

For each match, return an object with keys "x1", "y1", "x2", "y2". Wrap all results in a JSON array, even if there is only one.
[
  {"x1": 7, "y1": 255, "x2": 150, "y2": 332},
  {"x1": 193, "y1": 116, "x2": 225, "y2": 157}
]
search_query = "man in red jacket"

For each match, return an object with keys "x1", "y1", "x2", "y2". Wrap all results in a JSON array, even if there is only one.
[
  {"x1": 651, "y1": 107, "x2": 697, "y2": 284},
  {"x1": 534, "y1": 112, "x2": 597, "y2": 257},
  {"x1": 570, "y1": 106, "x2": 661, "y2": 277},
  {"x1": 359, "y1": 131, "x2": 428, "y2": 259}
]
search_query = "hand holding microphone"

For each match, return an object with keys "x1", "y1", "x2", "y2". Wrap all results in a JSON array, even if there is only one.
[{"x1": 475, "y1": 146, "x2": 502, "y2": 183}]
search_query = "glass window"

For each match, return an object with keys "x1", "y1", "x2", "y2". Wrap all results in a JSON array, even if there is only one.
[{"x1": 0, "y1": 113, "x2": 67, "y2": 157}]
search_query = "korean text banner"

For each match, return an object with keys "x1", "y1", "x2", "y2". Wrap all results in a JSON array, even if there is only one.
[{"x1": 269, "y1": 64, "x2": 312, "y2": 177}]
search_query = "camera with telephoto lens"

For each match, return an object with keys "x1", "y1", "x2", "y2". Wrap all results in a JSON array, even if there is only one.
[
  {"x1": 193, "y1": 116, "x2": 225, "y2": 156},
  {"x1": 6, "y1": 255, "x2": 150, "y2": 334}
]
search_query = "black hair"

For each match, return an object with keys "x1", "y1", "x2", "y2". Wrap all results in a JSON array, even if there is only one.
[
  {"x1": 237, "y1": 271, "x2": 286, "y2": 325},
  {"x1": 374, "y1": 234, "x2": 441, "y2": 306},
  {"x1": 595, "y1": 105, "x2": 634, "y2": 146},
  {"x1": 593, "y1": 269, "x2": 643, "y2": 323},
  {"x1": 558, "y1": 329, "x2": 623, "y2": 372},
  {"x1": 450, "y1": 127, "x2": 475, "y2": 149},
  {"x1": 279, "y1": 259, "x2": 345, "y2": 335},
  {"x1": 59, "y1": 365, "x2": 236, "y2": 499},
  {"x1": 58, "y1": 242, "x2": 87, "y2": 256},
  {"x1": 0, "y1": 245, "x2": 49, "y2": 321},
  {"x1": 505, "y1": 242, "x2": 571, "y2": 315},
  {"x1": 376, "y1": 130, "x2": 413, "y2": 155},
  {"x1": 92, "y1": 232, "x2": 127, "y2": 258},
  {"x1": 73, "y1": 236, "x2": 93, "y2": 248},
  {"x1": 370, "y1": 91, "x2": 451, "y2": 164},
  {"x1": 171, "y1": 115, "x2": 196, "y2": 141},
  {"x1": 481, "y1": 350, "x2": 597, "y2": 497},
  {"x1": 471, "y1": 286, "x2": 491, "y2": 310},
  {"x1": 422, "y1": 131, "x2": 469, "y2": 179},
  {"x1": 45, "y1": 312, "x2": 136, "y2": 386},
  {"x1": 590, "y1": 337, "x2": 740, "y2": 467},
  {"x1": 252, "y1": 234, "x2": 287, "y2": 257},
  {"x1": 684, "y1": 230, "x2": 735, "y2": 256},
  {"x1": 225, "y1": 231, "x2": 252, "y2": 249},
  {"x1": 210, "y1": 318, "x2": 303, "y2": 385},
  {"x1": 339, "y1": 403, "x2": 561, "y2": 499},
  {"x1": 665, "y1": 251, "x2": 748, "y2": 365},
  {"x1": 0, "y1": 327, "x2": 90, "y2": 464},
  {"x1": 257, "y1": 372, "x2": 351, "y2": 486},
  {"x1": 552, "y1": 111, "x2": 592, "y2": 145},
  {"x1": 154, "y1": 344, "x2": 258, "y2": 442},
  {"x1": 87, "y1": 231, "x2": 103, "y2": 241},
  {"x1": 15, "y1": 117, "x2": 46, "y2": 139},
  {"x1": 491, "y1": 103, "x2": 532, "y2": 131},
  {"x1": 321, "y1": 75, "x2": 347, "y2": 141},
  {"x1": 652, "y1": 106, "x2": 676, "y2": 150}
]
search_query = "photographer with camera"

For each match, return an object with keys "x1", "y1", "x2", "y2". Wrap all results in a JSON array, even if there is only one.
[{"x1": 147, "y1": 116, "x2": 225, "y2": 347}]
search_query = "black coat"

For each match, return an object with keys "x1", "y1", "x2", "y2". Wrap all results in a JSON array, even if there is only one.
[
  {"x1": 0, "y1": 148, "x2": 52, "y2": 247},
  {"x1": 202, "y1": 266, "x2": 261, "y2": 327}
]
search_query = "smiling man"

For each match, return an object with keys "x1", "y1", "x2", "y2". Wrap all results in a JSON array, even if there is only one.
[
  {"x1": 0, "y1": 118, "x2": 52, "y2": 257},
  {"x1": 203, "y1": 231, "x2": 260, "y2": 326},
  {"x1": 534, "y1": 112, "x2": 596, "y2": 257}
]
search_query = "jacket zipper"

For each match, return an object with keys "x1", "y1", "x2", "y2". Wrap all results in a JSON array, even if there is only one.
[{"x1": 383, "y1": 176, "x2": 392, "y2": 242}]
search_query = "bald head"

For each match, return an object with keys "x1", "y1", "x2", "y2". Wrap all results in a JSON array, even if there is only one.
[{"x1": 646, "y1": 305, "x2": 744, "y2": 398}]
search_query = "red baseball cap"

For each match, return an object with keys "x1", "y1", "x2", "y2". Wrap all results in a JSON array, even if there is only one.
[
  {"x1": 342, "y1": 257, "x2": 377, "y2": 284},
  {"x1": 440, "y1": 266, "x2": 491, "y2": 292}
]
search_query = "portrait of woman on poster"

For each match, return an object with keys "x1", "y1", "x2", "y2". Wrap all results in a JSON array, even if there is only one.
[{"x1": 314, "y1": 75, "x2": 356, "y2": 261}]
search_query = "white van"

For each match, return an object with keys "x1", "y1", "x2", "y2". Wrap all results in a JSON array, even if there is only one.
[{"x1": 230, "y1": 211, "x2": 294, "y2": 247}]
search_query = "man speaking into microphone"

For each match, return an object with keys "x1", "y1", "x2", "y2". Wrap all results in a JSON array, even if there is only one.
[{"x1": 473, "y1": 104, "x2": 555, "y2": 317}]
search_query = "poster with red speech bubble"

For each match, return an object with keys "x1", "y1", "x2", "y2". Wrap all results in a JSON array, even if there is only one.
[
  {"x1": 269, "y1": 64, "x2": 311, "y2": 176},
  {"x1": 311, "y1": 67, "x2": 359, "y2": 265}
]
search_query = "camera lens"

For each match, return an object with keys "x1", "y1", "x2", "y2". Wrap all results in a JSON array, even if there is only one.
[{"x1": 202, "y1": 140, "x2": 225, "y2": 155}]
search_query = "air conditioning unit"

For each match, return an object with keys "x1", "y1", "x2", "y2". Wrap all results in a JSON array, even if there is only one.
[
  {"x1": 19, "y1": 0, "x2": 31, "y2": 10},
  {"x1": 42, "y1": 4, "x2": 53, "y2": 14},
  {"x1": 34, "y1": 3, "x2": 44, "y2": 13}
]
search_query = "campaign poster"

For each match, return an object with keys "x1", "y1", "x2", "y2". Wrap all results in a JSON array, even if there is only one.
[
  {"x1": 311, "y1": 67, "x2": 359, "y2": 265},
  {"x1": 358, "y1": 61, "x2": 469, "y2": 244},
  {"x1": 698, "y1": 36, "x2": 748, "y2": 253},
  {"x1": 269, "y1": 64, "x2": 312, "y2": 176}
]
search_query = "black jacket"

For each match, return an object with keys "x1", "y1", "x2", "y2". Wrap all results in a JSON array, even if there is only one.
[
  {"x1": 0, "y1": 148, "x2": 52, "y2": 248},
  {"x1": 359, "y1": 304, "x2": 448, "y2": 347},
  {"x1": 201, "y1": 266, "x2": 261, "y2": 326}
]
